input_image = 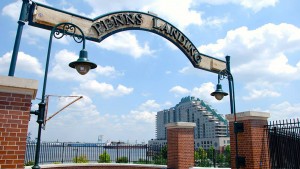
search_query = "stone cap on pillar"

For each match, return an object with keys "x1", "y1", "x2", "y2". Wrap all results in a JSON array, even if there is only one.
[
  {"x1": 166, "y1": 122, "x2": 196, "y2": 129},
  {"x1": 0, "y1": 75, "x2": 38, "y2": 99},
  {"x1": 226, "y1": 111, "x2": 270, "y2": 122}
]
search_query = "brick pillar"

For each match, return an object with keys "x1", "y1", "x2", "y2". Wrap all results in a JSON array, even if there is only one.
[
  {"x1": 0, "y1": 76, "x2": 38, "y2": 169},
  {"x1": 226, "y1": 111, "x2": 270, "y2": 169},
  {"x1": 166, "y1": 122, "x2": 196, "y2": 169}
]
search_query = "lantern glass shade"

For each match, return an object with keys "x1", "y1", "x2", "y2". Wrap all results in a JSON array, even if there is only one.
[
  {"x1": 75, "y1": 63, "x2": 91, "y2": 75},
  {"x1": 211, "y1": 83, "x2": 228, "y2": 101},
  {"x1": 69, "y1": 49, "x2": 97, "y2": 75}
]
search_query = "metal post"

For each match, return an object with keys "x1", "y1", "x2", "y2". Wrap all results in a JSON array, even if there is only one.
[
  {"x1": 75, "y1": 148, "x2": 78, "y2": 163},
  {"x1": 8, "y1": 0, "x2": 30, "y2": 76},
  {"x1": 213, "y1": 148, "x2": 216, "y2": 167},
  {"x1": 61, "y1": 143, "x2": 65, "y2": 164},
  {"x1": 225, "y1": 56, "x2": 242, "y2": 169},
  {"x1": 30, "y1": 22, "x2": 90, "y2": 169}
]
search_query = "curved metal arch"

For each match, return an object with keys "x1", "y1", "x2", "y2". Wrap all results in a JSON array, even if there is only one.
[
  {"x1": 28, "y1": 3, "x2": 226, "y2": 73},
  {"x1": 88, "y1": 11, "x2": 203, "y2": 67}
]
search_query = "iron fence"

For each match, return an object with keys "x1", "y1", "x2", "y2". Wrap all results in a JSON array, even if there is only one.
[
  {"x1": 25, "y1": 142, "x2": 229, "y2": 167},
  {"x1": 266, "y1": 119, "x2": 300, "y2": 169},
  {"x1": 25, "y1": 142, "x2": 166, "y2": 165}
]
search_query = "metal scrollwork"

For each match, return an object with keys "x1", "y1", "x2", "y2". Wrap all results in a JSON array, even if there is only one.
[{"x1": 53, "y1": 23, "x2": 83, "y2": 44}]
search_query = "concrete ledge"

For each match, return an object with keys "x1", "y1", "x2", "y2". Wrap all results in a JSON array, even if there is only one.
[
  {"x1": 25, "y1": 163, "x2": 167, "y2": 169},
  {"x1": 166, "y1": 122, "x2": 196, "y2": 129},
  {"x1": 190, "y1": 167, "x2": 230, "y2": 169},
  {"x1": 0, "y1": 75, "x2": 38, "y2": 99},
  {"x1": 226, "y1": 111, "x2": 270, "y2": 122}
]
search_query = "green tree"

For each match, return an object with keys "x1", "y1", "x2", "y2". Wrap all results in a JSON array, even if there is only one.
[
  {"x1": 73, "y1": 155, "x2": 89, "y2": 163},
  {"x1": 195, "y1": 147, "x2": 211, "y2": 167},
  {"x1": 153, "y1": 145, "x2": 167, "y2": 165},
  {"x1": 224, "y1": 145, "x2": 231, "y2": 167},
  {"x1": 24, "y1": 161, "x2": 34, "y2": 166},
  {"x1": 161, "y1": 145, "x2": 167, "y2": 159},
  {"x1": 116, "y1": 156, "x2": 128, "y2": 163},
  {"x1": 98, "y1": 150, "x2": 111, "y2": 163},
  {"x1": 134, "y1": 158, "x2": 148, "y2": 164},
  {"x1": 207, "y1": 146, "x2": 215, "y2": 159}
]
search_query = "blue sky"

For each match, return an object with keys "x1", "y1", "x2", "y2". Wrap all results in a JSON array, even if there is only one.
[{"x1": 1, "y1": 0, "x2": 300, "y2": 143}]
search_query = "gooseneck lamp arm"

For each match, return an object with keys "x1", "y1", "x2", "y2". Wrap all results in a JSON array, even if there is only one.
[
  {"x1": 211, "y1": 56, "x2": 244, "y2": 169},
  {"x1": 30, "y1": 22, "x2": 96, "y2": 169}
]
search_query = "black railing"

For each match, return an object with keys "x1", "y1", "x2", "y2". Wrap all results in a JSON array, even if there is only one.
[
  {"x1": 25, "y1": 143, "x2": 167, "y2": 165},
  {"x1": 194, "y1": 146, "x2": 230, "y2": 168},
  {"x1": 266, "y1": 119, "x2": 300, "y2": 169},
  {"x1": 25, "y1": 142, "x2": 230, "y2": 168}
]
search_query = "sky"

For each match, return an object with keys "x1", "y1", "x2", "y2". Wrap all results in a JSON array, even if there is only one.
[{"x1": 1, "y1": 0, "x2": 300, "y2": 143}]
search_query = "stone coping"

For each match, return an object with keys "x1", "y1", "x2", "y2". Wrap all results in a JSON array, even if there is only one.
[
  {"x1": 165, "y1": 122, "x2": 196, "y2": 129},
  {"x1": 226, "y1": 111, "x2": 270, "y2": 122},
  {"x1": 24, "y1": 163, "x2": 167, "y2": 169},
  {"x1": 190, "y1": 167, "x2": 230, "y2": 169},
  {"x1": 0, "y1": 75, "x2": 38, "y2": 99}
]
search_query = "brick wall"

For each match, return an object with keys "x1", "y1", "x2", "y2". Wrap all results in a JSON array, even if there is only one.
[
  {"x1": 0, "y1": 76, "x2": 38, "y2": 169},
  {"x1": 166, "y1": 122, "x2": 195, "y2": 169},
  {"x1": 0, "y1": 92, "x2": 33, "y2": 169},
  {"x1": 227, "y1": 111, "x2": 270, "y2": 169}
]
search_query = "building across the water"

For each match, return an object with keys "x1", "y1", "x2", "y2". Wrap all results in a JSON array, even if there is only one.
[{"x1": 149, "y1": 96, "x2": 230, "y2": 151}]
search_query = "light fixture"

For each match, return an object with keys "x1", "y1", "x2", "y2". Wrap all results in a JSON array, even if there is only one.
[
  {"x1": 211, "y1": 83, "x2": 228, "y2": 100},
  {"x1": 69, "y1": 49, "x2": 97, "y2": 75}
]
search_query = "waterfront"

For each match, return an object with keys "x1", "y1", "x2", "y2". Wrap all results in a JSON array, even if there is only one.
[{"x1": 25, "y1": 142, "x2": 162, "y2": 164}]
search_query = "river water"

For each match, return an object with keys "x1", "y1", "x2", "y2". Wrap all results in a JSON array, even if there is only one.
[{"x1": 25, "y1": 143, "x2": 158, "y2": 164}]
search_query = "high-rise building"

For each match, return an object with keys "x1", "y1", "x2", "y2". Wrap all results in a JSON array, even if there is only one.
[{"x1": 149, "y1": 96, "x2": 230, "y2": 151}]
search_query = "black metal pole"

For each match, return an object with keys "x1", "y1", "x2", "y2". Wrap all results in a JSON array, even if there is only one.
[
  {"x1": 8, "y1": 0, "x2": 30, "y2": 76},
  {"x1": 31, "y1": 22, "x2": 88, "y2": 169},
  {"x1": 225, "y1": 56, "x2": 240, "y2": 169}
]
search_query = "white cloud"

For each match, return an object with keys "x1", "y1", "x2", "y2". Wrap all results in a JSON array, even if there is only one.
[
  {"x1": 242, "y1": 81, "x2": 281, "y2": 100},
  {"x1": 266, "y1": 101, "x2": 300, "y2": 121},
  {"x1": 23, "y1": 27, "x2": 69, "y2": 46},
  {"x1": 95, "y1": 65, "x2": 123, "y2": 77},
  {"x1": 128, "y1": 110, "x2": 156, "y2": 123},
  {"x1": 62, "y1": 6, "x2": 89, "y2": 18},
  {"x1": 191, "y1": 82, "x2": 222, "y2": 104},
  {"x1": 0, "y1": 51, "x2": 43, "y2": 75},
  {"x1": 178, "y1": 66, "x2": 191, "y2": 74},
  {"x1": 83, "y1": 0, "x2": 149, "y2": 18},
  {"x1": 169, "y1": 86, "x2": 190, "y2": 96},
  {"x1": 141, "y1": 0, "x2": 203, "y2": 31},
  {"x1": 2, "y1": 0, "x2": 50, "y2": 21},
  {"x1": 85, "y1": 0, "x2": 205, "y2": 31},
  {"x1": 198, "y1": 0, "x2": 278, "y2": 12},
  {"x1": 240, "y1": 0, "x2": 278, "y2": 12},
  {"x1": 97, "y1": 31, "x2": 154, "y2": 59},
  {"x1": 49, "y1": 49, "x2": 97, "y2": 81},
  {"x1": 32, "y1": 96, "x2": 160, "y2": 142},
  {"x1": 205, "y1": 16, "x2": 229, "y2": 28},
  {"x1": 199, "y1": 23, "x2": 300, "y2": 99},
  {"x1": 169, "y1": 83, "x2": 221, "y2": 103},
  {"x1": 243, "y1": 89, "x2": 280, "y2": 100},
  {"x1": 138, "y1": 100, "x2": 161, "y2": 111},
  {"x1": 1, "y1": 0, "x2": 21, "y2": 21},
  {"x1": 178, "y1": 65, "x2": 203, "y2": 74},
  {"x1": 268, "y1": 54, "x2": 298, "y2": 75},
  {"x1": 80, "y1": 80, "x2": 133, "y2": 97}
]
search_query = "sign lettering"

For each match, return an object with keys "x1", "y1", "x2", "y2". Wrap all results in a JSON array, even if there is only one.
[{"x1": 29, "y1": 4, "x2": 226, "y2": 73}]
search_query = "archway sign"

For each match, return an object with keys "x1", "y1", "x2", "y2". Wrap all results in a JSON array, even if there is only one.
[{"x1": 28, "y1": 2, "x2": 226, "y2": 73}]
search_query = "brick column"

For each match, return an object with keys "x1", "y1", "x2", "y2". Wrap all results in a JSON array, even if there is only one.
[
  {"x1": 166, "y1": 122, "x2": 196, "y2": 169},
  {"x1": 0, "y1": 76, "x2": 38, "y2": 169},
  {"x1": 226, "y1": 111, "x2": 270, "y2": 169}
]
